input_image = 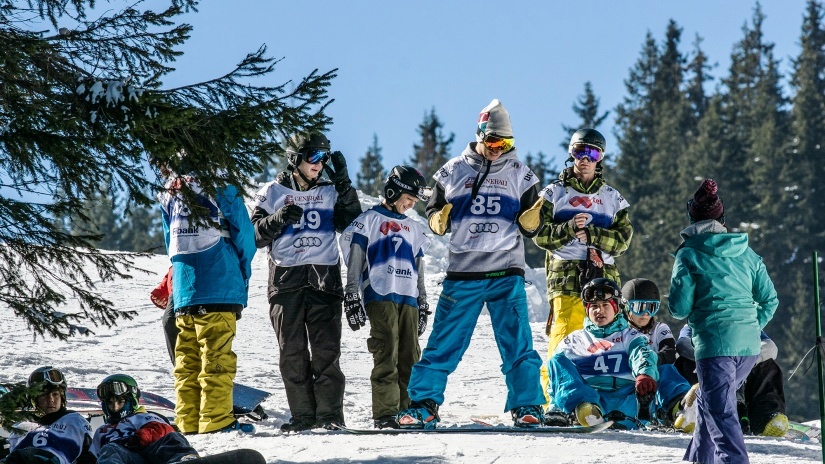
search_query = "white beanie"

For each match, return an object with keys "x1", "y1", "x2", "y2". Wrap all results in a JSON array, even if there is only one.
[{"x1": 476, "y1": 99, "x2": 513, "y2": 141}]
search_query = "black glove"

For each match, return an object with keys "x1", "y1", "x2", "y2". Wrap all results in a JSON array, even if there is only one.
[
  {"x1": 325, "y1": 151, "x2": 352, "y2": 194},
  {"x1": 272, "y1": 203, "x2": 303, "y2": 226},
  {"x1": 417, "y1": 299, "x2": 432, "y2": 337},
  {"x1": 344, "y1": 292, "x2": 366, "y2": 331}
]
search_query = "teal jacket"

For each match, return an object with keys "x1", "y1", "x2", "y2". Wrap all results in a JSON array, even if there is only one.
[{"x1": 668, "y1": 221, "x2": 778, "y2": 360}]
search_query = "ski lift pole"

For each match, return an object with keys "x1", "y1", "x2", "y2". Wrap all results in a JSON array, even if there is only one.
[{"x1": 814, "y1": 251, "x2": 824, "y2": 461}]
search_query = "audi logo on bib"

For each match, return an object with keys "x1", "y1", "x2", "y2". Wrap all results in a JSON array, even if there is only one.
[
  {"x1": 293, "y1": 237, "x2": 322, "y2": 248},
  {"x1": 468, "y1": 222, "x2": 499, "y2": 233}
]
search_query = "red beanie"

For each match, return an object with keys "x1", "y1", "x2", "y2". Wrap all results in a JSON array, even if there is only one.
[{"x1": 689, "y1": 179, "x2": 724, "y2": 222}]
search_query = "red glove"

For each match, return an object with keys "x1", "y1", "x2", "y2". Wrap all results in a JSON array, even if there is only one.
[
  {"x1": 135, "y1": 421, "x2": 176, "y2": 447},
  {"x1": 635, "y1": 374, "x2": 657, "y2": 396},
  {"x1": 150, "y1": 267, "x2": 173, "y2": 309}
]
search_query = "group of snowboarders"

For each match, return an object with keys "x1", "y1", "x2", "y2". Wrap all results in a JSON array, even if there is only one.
[{"x1": 3, "y1": 98, "x2": 786, "y2": 464}]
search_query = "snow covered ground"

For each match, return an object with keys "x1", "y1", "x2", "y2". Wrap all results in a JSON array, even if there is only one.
[{"x1": 1, "y1": 193, "x2": 822, "y2": 463}]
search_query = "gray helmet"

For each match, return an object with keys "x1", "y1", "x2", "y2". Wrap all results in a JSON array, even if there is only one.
[
  {"x1": 568, "y1": 128, "x2": 606, "y2": 154},
  {"x1": 285, "y1": 133, "x2": 331, "y2": 168},
  {"x1": 621, "y1": 278, "x2": 660, "y2": 302}
]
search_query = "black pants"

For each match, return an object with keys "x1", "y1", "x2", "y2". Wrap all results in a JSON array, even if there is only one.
[
  {"x1": 162, "y1": 301, "x2": 178, "y2": 365},
  {"x1": 270, "y1": 289, "x2": 345, "y2": 426},
  {"x1": 675, "y1": 356, "x2": 785, "y2": 434}
]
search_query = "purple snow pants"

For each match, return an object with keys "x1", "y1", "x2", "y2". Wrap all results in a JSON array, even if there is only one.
[{"x1": 684, "y1": 355, "x2": 758, "y2": 464}]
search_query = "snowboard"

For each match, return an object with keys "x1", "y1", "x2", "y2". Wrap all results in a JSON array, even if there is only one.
[
  {"x1": 232, "y1": 384, "x2": 271, "y2": 421},
  {"x1": 185, "y1": 449, "x2": 265, "y2": 464},
  {"x1": 785, "y1": 420, "x2": 821, "y2": 442},
  {"x1": 66, "y1": 387, "x2": 176, "y2": 412},
  {"x1": 332, "y1": 420, "x2": 613, "y2": 435}
]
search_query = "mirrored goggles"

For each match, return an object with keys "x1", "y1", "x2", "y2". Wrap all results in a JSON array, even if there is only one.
[
  {"x1": 29, "y1": 367, "x2": 65, "y2": 387},
  {"x1": 97, "y1": 381, "x2": 132, "y2": 401},
  {"x1": 570, "y1": 144, "x2": 604, "y2": 162},
  {"x1": 416, "y1": 186, "x2": 434, "y2": 202},
  {"x1": 627, "y1": 300, "x2": 660, "y2": 317},
  {"x1": 301, "y1": 148, "x2": 330, "y2": 164},
  {"x1": 582, "y1": 287, "x2": 615, "y2": 304},
  {"x1": 481, "y1": 134, "x2": 515, "y2": 152}
]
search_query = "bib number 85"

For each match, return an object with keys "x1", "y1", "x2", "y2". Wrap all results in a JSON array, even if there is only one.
[{"x1": 470, "y1": 195, "x2": 500, "y2": 215}]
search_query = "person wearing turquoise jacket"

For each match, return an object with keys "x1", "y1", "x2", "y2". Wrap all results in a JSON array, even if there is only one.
[
  {"x1": 159, "y1": 168, "x2": 257, "y2": 435},
  {"x1": 546, "y1": 278, "x2": 669, "y2": 430},
  {"x1": 668, "y1": 179, "x2": 778, "y2": 464}
]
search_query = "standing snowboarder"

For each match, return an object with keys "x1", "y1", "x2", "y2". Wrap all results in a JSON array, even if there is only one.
[{"x1": 250, "y1": 132, "x2": 361, "y2": 432}]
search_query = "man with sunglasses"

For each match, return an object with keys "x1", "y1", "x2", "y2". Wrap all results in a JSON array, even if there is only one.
[
  {"x1": 531, "y1": 128, "x2": 633, "y2": 364},
  {"x1": 398, "y1": 99, "x2": 546, "y2": 429},
  {"x1": 4, "y1": 367, "x2": 95, "y2": 464},
  {"x1": 250, "y1": 132, "x2": 361, "y2": 432}
]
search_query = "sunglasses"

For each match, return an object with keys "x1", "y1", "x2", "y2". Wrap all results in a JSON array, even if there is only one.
[
  {"x1": 627, "y1": 300, "x2": 660, "y2": 317},
  {"x1": 29, "y1": 367, "x2": 65, "y2": 387},
  {"x1": 570, "y1": 144, "x2": 604, "y2": 163},
  {"x1": 97, "y1": 381, "x2": 135, "y2": 401},
  {"x1": 301, "y1": 148, "x2": 330, "y2": 164},
  {"x1": 481, "y1": 134, "x2": 515, "y2": 153}
]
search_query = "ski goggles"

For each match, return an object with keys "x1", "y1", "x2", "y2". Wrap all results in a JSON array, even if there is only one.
[
  {"x1": 582, "y1": 287, "x2": 616, "y2": 304},
  {"x1": 481, "y1": 134, "x2": 515, "y2": 153},
  {"x1": 570, "y1": 144, "x2": 604, "y2": 163},
  {"x1": 627, "y1": 300, "x2": 660, "y2": 317},
  {"x1": 300, "y1": 148, "x2": 330, "y2": 164},
  {"x1": 97, "y1": 381, "x2": 134, "y2": 401},
  {"x1": 28, "y1": 367, "x2": 65, "y2": 388}
]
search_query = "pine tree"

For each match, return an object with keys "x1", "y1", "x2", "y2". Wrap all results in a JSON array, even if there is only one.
[
  {"x1": 774, "y1": 0, "x2": 825, "y2": 420},
  {"x1": 409, "y1": 108, "x2": 455, "y2": 181},
  {"x1": 560, "y1": 81, "x2": 610, "y2": 150},
  {"x1": 0, "y1": 0, "x2": 335, "y2": 339},
  {"x1": 356, "y1": 134, "x2": 386, "y2": 197}
]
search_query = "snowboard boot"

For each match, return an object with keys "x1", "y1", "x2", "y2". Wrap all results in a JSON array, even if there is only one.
[
  {"x1": 374, "y1": 415, "x2": 400, "y2": 429},
  {"x1": 674, "y1": 383, "x2": 699, "y2": 434},
  {"x1": 759, "y1": 413, "x2": 789, "y2": 437},
  {"x1": 280, "y1": 418, "x2": 314, "y2": 433},
  {"x1": 542, "y1": 409, "x2": 571, "y2": 427},
  {"x1": 636, "y1": 392, "x2": 654, "y2": 423},
  {"x1": 213, "y1": 420, "x2": 254, "y2": 433},
  {"x1": 397, "y1": 399, "x2": 439, "y2": 429},
  {"x1": 511, "y1": 405, "x2": 544, "y2": 428},
  {"x1": 574, "y1": 402, "x2": 604, "y2": 426}
]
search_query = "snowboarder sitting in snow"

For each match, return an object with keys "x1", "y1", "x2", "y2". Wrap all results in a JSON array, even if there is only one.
[
  {"x1": 674, "y1": 326, "x2": 788, "y2": 437},
  {"x1": 339, "y1": 166, "x2": 433, "y2": 430},
  {"x1": 91, "y1": 374, "x2": 199, "y2": 464},
  {"x1": 3, "y1": 367, "x2": 95, "y2": 464},
  {"x1": 545, "y1": 279, "x2": 689, "y2": 430}
]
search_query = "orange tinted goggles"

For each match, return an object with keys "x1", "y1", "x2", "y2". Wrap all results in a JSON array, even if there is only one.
[{"x1": 482, "y1": 135, "x2": 515, "y2": 152}]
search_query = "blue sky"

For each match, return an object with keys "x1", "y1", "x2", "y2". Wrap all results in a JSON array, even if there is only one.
[{"x1": 161, "y1": 0, "x2": 811, "y2": 175}]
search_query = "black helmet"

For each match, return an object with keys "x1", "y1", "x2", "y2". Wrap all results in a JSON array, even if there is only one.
[
  {"x1": 568, "y1": 128, "x2": 606, "y2": 154},
  {"x1": 581, "y1": 278, "x2": 623, "y2": 305},
  {"x1": 28, "y1": 366, "x2": 67, "y2": 410},
  {"x1": 621, "y1": 278, "x2": 660, "y2": 302},
  {"x1": 286, "y1": 132, "x2": 331, "y2": 168},
  {"x1": 97, "y1": 373, "x2": 141, "y2": 423},
  {"x1": 621, "y1": 278, "x2": 661, "y2": 317},
  {"x1": 384, "y1": 166, "x2": 433, "y2": 204}
]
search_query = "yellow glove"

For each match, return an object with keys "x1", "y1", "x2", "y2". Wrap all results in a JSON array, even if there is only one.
[
  {"x1": 428, "y1": 203, "x2": 453, "y2": 236},
  {"x1": 518, "y1": 198, "x2": 544, "y2": 232}
]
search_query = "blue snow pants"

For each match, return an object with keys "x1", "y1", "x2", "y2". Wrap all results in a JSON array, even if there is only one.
[
  {"x1": 407, "y1": 276, "x2": 545, "y2": 412},
  {"x1": 685, "y1": 355, "x2": 758, "y2": 464},
  {"x1": 547, "y1": 354, "x2": 690, "y2": 429}
]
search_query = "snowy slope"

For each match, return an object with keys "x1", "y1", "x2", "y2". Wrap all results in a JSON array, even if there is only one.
[{"x1": 0, "y1": 192, "x2": 821, "y2": 463}]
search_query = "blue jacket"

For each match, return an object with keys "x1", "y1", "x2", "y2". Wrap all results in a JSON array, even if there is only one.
[
  {"x1": 668, "y1": 221, "x2": 778, "y2": 359},
  {"x1": 160, "y1": 180, "x2": 256, "y2": 309}
]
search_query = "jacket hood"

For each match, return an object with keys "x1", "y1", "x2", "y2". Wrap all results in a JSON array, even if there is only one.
[{"x1": 680, "y1": 228, "x2": 750, "y2": 258}]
